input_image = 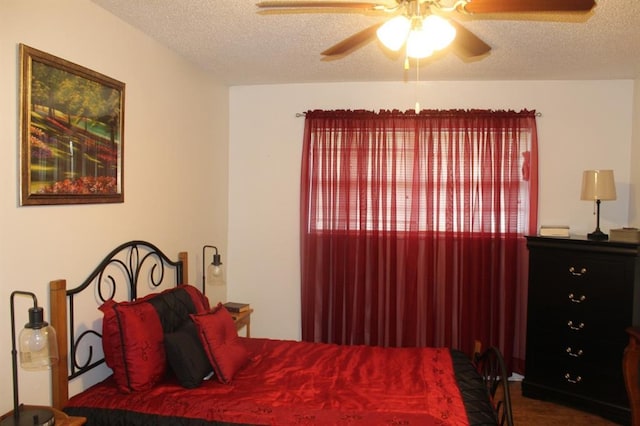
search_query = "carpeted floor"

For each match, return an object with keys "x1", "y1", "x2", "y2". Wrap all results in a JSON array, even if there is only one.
[{"x1": 508, "y1": 381, "x2": 623, "y2": 425}]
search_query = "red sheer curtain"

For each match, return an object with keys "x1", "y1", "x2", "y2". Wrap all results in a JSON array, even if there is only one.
[{"x1": 300, "y1": 109, "x2": 538, "y2": 371}]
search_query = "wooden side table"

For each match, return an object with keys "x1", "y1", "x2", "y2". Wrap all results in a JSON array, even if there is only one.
[
  {"x1": 231, "y1": 309, "x2": 253, "y2": 337},
  {"x1": 0, "y1": 405, "x2": 86, "y2": 426}
]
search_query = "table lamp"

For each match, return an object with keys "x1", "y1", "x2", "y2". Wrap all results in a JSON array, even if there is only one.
[
  {"x1": 1, "y1": 291, "x2": 59, "y2": 426},
  {"x1": 580, "y1": 169, "x2": 616, "y2": 241},
  {"x1": 202, "y1": 245, "x2": 226, "y2": 303}
]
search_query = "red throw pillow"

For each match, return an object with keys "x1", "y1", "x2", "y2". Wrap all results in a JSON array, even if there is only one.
[
  {"x1": 100, "y1": 296, "x2": 165, "y2": 393},
  {"x1": 191, "y1": 304, "x2": 249, "y2": 384}
]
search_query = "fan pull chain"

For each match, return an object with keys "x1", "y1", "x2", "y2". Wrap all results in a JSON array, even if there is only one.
[{"x1": 415, "y1": 58, "x2": 420, "y2": 113}]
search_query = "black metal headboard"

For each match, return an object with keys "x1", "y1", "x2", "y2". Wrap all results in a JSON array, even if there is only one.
[{"x1": 51, "y1": 240, "x2": 189, "y2": 408}]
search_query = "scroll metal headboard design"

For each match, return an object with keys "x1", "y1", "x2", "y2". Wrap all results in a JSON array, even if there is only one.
[{"x1": 64, "y1": 240, "x2": 184, "y2": 380}]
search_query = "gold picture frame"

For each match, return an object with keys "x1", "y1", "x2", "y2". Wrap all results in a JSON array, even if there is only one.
[{"x1": 19, "y1": 44, "x2": 125, "y2": 205}]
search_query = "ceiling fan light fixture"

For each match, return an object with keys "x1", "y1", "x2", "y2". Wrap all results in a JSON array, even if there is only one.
[
  {"x1": 422, "y1": 14, "x2": 456, "y2": 51},
  {"x1": 376, "y1": 15, "x2": 411, "y2": 51},
  {"x1": 406, "y1": 26, "x2": 434, "y2": 58},
  {"x1": 406, "y1": 14, "x2": 456, "y2": 59}
]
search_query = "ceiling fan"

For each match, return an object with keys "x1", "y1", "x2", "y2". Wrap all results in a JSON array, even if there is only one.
[{"x1": 256, "y1": 0, "x2": 596, "y2": 62}]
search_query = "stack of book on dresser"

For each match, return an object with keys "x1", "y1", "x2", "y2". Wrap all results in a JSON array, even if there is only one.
[
  {"x1": 610, "y1": 227, "x2": 640, "y2": 243},
  {"x1": 224, "y1": 302, "x2": 250, "y2": 319},
  {"x1": 539, "y1": 225, "x2": 570, "y2": 237}
]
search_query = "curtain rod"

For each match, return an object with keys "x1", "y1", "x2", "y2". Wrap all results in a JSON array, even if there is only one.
[{"x1": 296, "y1": 111, "x2": 542, "y2": 117}]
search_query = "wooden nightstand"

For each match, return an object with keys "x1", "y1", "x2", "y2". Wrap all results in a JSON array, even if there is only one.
[
  {"x1": 0, "y1": 405, "x2": 86, "y2": 426},
  {"x1": 231, "y1": 309, "x2": 253, "y2": 337}
]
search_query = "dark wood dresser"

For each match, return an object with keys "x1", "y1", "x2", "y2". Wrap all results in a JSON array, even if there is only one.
[{"x1": 523, "y1": 235, "x2": 640, "y2": 424}]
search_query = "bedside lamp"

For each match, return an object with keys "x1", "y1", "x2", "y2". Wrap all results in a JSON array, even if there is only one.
[
  {"x1": 202, "y1": 245, "x2": 226, "y2": 303},
  {"x1": 580, "y1": 169, "x2": 616, "y2": 241},
  {"x1": 2, "y1": 291, "x2": 59, "y2": 426}
]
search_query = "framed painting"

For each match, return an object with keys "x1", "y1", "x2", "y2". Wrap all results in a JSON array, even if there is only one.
[{"x1": 19, "y1": 44, "x2": 125, "y2": 205}]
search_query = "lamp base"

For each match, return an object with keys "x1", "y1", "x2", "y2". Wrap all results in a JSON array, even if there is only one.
[
  {"x1": 587, "y1": 229, "x2": 609, "y2": 241},
  {"x1": 0, "y1": 407, "x2": 55, "y2": 426}
]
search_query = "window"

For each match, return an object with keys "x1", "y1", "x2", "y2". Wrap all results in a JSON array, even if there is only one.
[{"x1": 306, "y1": 116, "x2": 534, "y2": 233}]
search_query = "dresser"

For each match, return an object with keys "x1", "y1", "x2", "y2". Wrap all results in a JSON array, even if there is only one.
[{"x1": 523, "y1": 236, "x2": 640, "y2": 424}]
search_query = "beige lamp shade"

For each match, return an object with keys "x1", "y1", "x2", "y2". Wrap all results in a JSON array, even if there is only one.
[{"x1": 580, "y1": 170, "x2": 616, "y2": 201}]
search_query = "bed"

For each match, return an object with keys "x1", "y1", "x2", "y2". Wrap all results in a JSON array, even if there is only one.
[{"x1": 49, "y1": 240, "x2": 513, "y2": 425}]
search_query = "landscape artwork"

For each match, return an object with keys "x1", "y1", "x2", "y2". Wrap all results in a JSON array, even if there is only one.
[{"x1": 20, "y1": 44, "x2": 125, "y2": 205}]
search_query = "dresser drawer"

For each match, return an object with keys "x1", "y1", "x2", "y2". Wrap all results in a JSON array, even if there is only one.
[
  {"x1": 524, "y1": 350, "x2": 628, "y2": 406},
  {"x1": 527, "y1": 308, "x2": 630, "y2": 346},
  {"x1": 525, "y1": 328, "x2": 627, "y2": 370}
]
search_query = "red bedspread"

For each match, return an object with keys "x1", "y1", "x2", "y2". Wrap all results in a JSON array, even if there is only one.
[{"x1": 66, "y1": 338, "x2": 470, "y2": 425}]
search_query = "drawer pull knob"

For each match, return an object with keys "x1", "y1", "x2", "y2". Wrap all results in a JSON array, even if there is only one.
[
  {"x1": 565, "y1": 347, "x2": 584, "y2": 357},
  {"x1": 568, "y1": 293, "x2": 587, "y2": 303},
  {"x1": 567, "y1": 320, "x2": 585, "y2": 330},
  {"x1": 564, "y1": 373, "x2": 582, "y2": 384},
  {"x1": 568, "y1": 266, "x2": 587, "y2": 276}
]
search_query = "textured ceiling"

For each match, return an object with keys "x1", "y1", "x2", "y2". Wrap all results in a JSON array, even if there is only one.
[{"x1": 91, "y1": 0, "x2": 640, "y2": 86}]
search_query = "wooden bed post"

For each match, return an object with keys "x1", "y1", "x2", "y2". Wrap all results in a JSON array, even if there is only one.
[
  {"x1": 624, "y1": 327, "x2": 640, "y2": 426},
  {"x1": 179, "y1": 251, "x2": 189, "y2": 284},
  {"x1": 50, "y1": 279, "x2": 69, "y2": 410},
  {"x1": 473, "y1": 340, "x2": 482, "y2": 356}
]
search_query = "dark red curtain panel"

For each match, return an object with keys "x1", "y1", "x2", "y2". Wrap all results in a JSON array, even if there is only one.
[{"x1": 300, "y1": 109, "x2": 538, "y2": 372}]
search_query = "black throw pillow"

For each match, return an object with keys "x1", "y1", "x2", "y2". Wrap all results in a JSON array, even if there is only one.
[{"x1": 164, "y1": 320, "x2": 213, "y2": 388}]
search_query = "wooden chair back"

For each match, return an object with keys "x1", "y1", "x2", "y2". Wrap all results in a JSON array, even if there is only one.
[{"x1": 624, "y1": 327, "x2": 640, "y2": 426}]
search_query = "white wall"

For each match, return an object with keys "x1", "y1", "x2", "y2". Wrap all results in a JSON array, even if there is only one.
[
  {"x1": 228, "y1": 80, "x2": 635, "y2": 341},
  {"x1": 0, "y1": 0, "x2": 229, "y2": 413},
  {"x1": 629, "y1": 79, "x2": 640, "y2": 226}
]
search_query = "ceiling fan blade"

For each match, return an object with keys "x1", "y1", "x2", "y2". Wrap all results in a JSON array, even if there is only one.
[
  {"x1": 256, "y1": 1, "x2": 387, "y2": 10},
  {"x1": 321, "y1": 22, "x2": 383, "y2": 56},
  {"x1": 448, "y1": 20, "x2": 491, "y2": 58},
  {"x1": 463, "y1": 0, "x2": 596, "y2": 14}
]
